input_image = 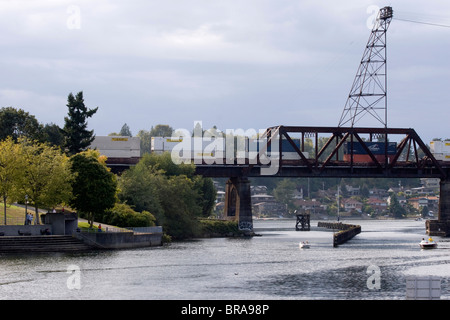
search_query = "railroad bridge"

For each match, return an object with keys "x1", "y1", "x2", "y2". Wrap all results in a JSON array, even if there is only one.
[{"x1": 193, "y1": 125, "x2": 450, "y2": 236}]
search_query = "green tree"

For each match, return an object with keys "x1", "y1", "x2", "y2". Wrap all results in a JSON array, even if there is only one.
[
  {"x1": 0, "y1": 107, "x2": 43, "y2": 142},
  {"x1": 389, "y1": 193, "x2": 406, "y2": 218},
  {"x1": 119, "y1": 123, "x2": 132, "y2": 136},
  {"x1": 118, "y1": 153, "x2": 216, "y2": 239},
  {"x1": 273, "y1": 179, "x2": 296, "y2": 214},
  {"x1": 20, "y1": 140, "x2": 73, "y2": 224},
  {"x1": 0, "y1": 138, "x2": 25, "y2": 224},
  {"x1": 149, "y1": 124, "x2": 173, "y2": 137},
  {"x1": 136, "y1": 129, "x2": 151, "y2": 155},
  {"x1": 42, "y1": 123, "x2": 64, "y2": 147},
  {"x1": 62, "y1": 91, "x2": 98, "y2": 155},
  {"x1": 69, "y1": 152, "x2": 117, "y2": 227}
]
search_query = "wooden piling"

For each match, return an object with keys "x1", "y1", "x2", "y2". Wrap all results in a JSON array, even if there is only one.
[{"x1": 295, "y1": 214, "x2": 310, "y2": 231}]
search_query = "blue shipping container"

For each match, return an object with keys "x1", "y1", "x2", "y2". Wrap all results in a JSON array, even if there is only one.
[{"x1": 345, "y1": 142, "x2": 397, "y2": 155}]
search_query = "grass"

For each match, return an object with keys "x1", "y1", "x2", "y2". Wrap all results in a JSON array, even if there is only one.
[{"x1": 0, "y1": 203, "x2": 28, "y2": 224}]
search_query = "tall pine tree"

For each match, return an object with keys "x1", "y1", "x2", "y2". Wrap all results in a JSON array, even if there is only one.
[{"x1": 63, "y1": 91, "x2": 98, "y2": 155}]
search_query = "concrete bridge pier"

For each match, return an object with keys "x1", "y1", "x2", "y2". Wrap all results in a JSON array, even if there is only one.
[
  {"x1": 224, "y1": 177, "x2": 253, "y2": 234},
  {"x1": 427, "y1": 179, "x2": 450, "y2": 237}
]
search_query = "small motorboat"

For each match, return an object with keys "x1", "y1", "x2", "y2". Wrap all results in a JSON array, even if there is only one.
[
  {"x1": 420, "y1": 238, "x2": 437, "y2": 249},
  {"x1": 299, "y1": 241, "x2": 310, "y2": 249}
]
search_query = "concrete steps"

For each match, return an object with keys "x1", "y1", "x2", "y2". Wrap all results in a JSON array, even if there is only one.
[{"x1": 0, "y1": 235, "x2": 95, "y2": 253}]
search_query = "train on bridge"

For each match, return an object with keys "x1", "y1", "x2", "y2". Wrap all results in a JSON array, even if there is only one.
[{"x1": 89, "y1": 134, "x2": 450, "y2": 172}]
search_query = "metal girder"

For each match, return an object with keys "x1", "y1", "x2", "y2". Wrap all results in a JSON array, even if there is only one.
[{"x1": 194, "y1": 126, "x2": 448, "y2": 180}]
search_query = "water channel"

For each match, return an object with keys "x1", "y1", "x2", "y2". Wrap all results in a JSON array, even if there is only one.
[{"x1": 0, "y1": 219, "x2": 449, "y2": 300}]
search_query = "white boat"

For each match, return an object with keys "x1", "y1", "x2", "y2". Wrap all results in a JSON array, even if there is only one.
[
  {"x1": 420, "y1": 238, "x2": 437, "y2": 249},
  {"x1": 299, "y1": 241, "x2": 310, "y2": 249}
]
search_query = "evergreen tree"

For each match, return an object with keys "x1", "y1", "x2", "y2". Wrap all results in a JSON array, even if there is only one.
[
  {"x1": 62, "y1": 91, "x2": 98, "y2": 155},
  {"x1": 119, "y1": 123, "x2": 132, "y2": 136}
]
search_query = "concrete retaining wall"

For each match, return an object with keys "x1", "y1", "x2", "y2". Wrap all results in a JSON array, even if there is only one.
[
  {"x1": 0, "y1": 225, "x2": 52, "y2": 236},
  {"x1": 75, "y1": 229, "x2": 163, "y2": 249}
]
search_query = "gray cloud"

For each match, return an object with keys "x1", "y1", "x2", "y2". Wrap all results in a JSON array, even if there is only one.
[{"x1": 0, "y1": 0, "x2": 449, "y2": 143}]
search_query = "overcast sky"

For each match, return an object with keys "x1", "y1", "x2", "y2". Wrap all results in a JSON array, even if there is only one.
[{"x1": 1, "y1": 0, "x2": 449, "y2": 143}]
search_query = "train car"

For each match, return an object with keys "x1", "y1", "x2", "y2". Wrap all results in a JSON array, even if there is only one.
[
  {"x1": 90, "y1": 136, "x2": 141, "y2": 158},
  {"x1": 344, "y1": 141, "x2": 397, "y2": 163},
  {"x1": 249, "y1": 138, "x2": 308, "y2": 160},
  {"x1": 430, "y1": 141, "x2": 450, "y2": 161},
  {"x1": 151, "y1": 136, "x2": 308, "y2": 162}
]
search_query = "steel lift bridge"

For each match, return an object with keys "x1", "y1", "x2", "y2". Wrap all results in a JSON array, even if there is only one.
[{"x1": 195, "y1": 6, "x2": 450, "y2": 236}]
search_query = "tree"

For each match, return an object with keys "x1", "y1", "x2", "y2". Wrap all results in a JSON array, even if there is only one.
[
  {"x1": 0, "y1": 138, "x2": 25, "y2": 224},
  {"x1": 0, "y1": 107, "x2": 43, "y2": 142},
  {"x1": 273, "y1": 179, "x2": 296, "y2": 214},
  {"x1": 117, "y1": 153, "x2": 216, "y2": 239},
  {"x1": 137, "y1": 129, "x2": 151, "y2": 155},
  {"x1": 20, "y1": 140, "x2": 73, "y2": 224},
  {"x1": 119, "y1": 123, "x2": 132, "y2": 136},
  {"x1": 69, "y1": 152, "x2": 117, "y2": 227},
  {"x1": 149, "y1": 124, "x2": 173, "y2": 137},
  {"x1": 62, "y1": 91, "x2": 98, "y2": 155},
  {"x1": 42, "y1": 123, "x2": 64, "y2": 147},
  {"x1": 389, "y1": 193, "x2": 406, "y2": 218}
]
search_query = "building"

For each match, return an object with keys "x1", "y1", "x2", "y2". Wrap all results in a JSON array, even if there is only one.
[
  {"x1": 341, "y1": 198, "x2": 363, "y2": 213},
  {"x1": 367, "y1": 197, "x2": 388, "y2": 214}
]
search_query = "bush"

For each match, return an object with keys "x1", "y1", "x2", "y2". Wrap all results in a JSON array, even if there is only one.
[
  {"x1": 102, "y1": 203, "x2": 156, "y2": 228},
  {"x1": 198, "y1": 219, "x2": 242, "y2": 236}
]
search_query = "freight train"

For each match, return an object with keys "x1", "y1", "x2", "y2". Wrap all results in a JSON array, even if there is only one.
[
  {"x1": 89, "y1": 136, "x2": 450, "y2": 165},
  {"x1": 151, "y1": 136, "x2": 308, "y2": 161}
]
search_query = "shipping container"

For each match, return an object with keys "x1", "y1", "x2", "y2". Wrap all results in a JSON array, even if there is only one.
[
  {"x1": 343, "y1": 141, "x2": 397, "y2": 163},
  {"x1": 249, "y1": 138, "x2": 308, "y2": 160},
  {"x1": 430, "y1": 141, "x2": 450, "y2": 155},
  {"x1": 90, "y1": 136, "x2": 140, "y2": 158},
  {"x1": 344, "y1": 142, "x2": 397, "y2": 155}
]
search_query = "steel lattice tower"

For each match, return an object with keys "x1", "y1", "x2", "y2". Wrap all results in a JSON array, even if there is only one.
[{"x1": 338, "y1": 6, "x2": 394, "y2": 128}]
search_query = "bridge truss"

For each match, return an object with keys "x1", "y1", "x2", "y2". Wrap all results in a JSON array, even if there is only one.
[{"x1": 195, "y1": 125, "x2": 447, "y2": 179}]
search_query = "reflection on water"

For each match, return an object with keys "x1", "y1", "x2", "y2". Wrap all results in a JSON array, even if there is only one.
[{"x1": 0, "y1": 219, "x2": 449, "y2": 300}]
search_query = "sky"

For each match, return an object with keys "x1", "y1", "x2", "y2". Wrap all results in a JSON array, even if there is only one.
[{"x1": 1, "y1": 0, "x2": 450, "y2": 144}]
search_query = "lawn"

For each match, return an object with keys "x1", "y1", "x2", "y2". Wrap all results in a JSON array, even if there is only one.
[{"x1": 0, "y1": 203, "x2": 27, "y2": 224}]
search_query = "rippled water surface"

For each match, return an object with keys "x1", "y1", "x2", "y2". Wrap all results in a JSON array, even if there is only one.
[{"x1": 1, "y1": 219, "x2": 449, "y2": 300}]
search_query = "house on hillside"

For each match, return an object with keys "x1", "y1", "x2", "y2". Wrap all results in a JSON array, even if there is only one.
[
  {"x1": 367, "y1": 197, "x2": 388, "y2": 214},
  {"x1": 341, "y1": 198, "x2": 363, "y2": 213}
]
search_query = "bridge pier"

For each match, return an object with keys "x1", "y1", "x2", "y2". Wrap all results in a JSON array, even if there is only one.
[
  {"x1": 224, "y1": 177, "x2": 253, "y2": 234},
  {"x1": 427, "y1": 179, "x2": 450, "y2": 237}
]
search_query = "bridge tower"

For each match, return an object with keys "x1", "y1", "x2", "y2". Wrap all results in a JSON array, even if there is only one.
[
  {"x1": 224, "y1": 177, "x2": 253, "y2": 234},
  {"x1": 338, "y1": 6, "x2": 393, "y2": 128},
  {"x1": 427, "y1": 181, "x2": 450, "y2": 236}
]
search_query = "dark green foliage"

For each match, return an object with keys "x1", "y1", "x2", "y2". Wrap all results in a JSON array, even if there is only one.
[
  {"x1": 0, "y1": 107, "x2": 43, "y2": 142},
  {"x1": 102, "y1": 203, "x2": 155, "y2": 228},
  {"x1": 118, "y1": 153, "x2": 216, "y2": 239},
  {"x1": 69, "y1": 153, "x2": 117, "y2": 226},
  {"x1": 62, "y1": 91, "x2": 98, "y2": 155}
]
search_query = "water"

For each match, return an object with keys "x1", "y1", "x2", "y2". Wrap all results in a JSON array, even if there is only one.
[{"x1": 0, "y1": 219, "x2": 449, "y2": 300}]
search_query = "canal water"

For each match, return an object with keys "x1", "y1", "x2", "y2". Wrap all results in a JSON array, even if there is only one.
[{"x1": 0, "y1": 219, "x2": 449, "y2": 300}]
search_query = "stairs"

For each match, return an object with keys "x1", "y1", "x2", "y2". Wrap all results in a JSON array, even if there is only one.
[{"x1": 0, "y1": 235, "x2": 96, "y2": 253}]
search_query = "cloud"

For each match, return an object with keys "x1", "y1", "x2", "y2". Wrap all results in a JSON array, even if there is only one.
[{"x1": 0, "y1": 0, "x2": 450, "y2": 143}]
